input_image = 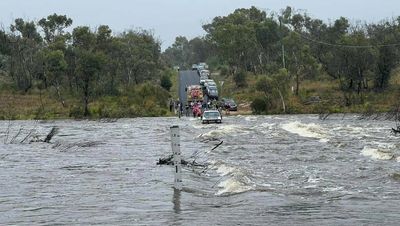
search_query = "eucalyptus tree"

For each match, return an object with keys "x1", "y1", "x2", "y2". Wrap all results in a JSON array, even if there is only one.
[
  {"x1": 8, "y1": 18, "x2": 43, "y2": 92},
  {"x1": 72, "y1": 26, "x2": 105, "y2": 116},
  {"x1": 37, "y1": 14, "x2": 73, "y2": 105},
  {"x1": 203, "y1": 6, "x2": 266, "y2": 73},
  {"x1": 339, "y1": 31, "x2": 377, "y2": 93},
  {"x1": 255, "y1": 17, "x2": 281, "y2": 72},
  {"x1": 118, "y1": 30, "x2": 161, "y2": 86},
  {"x1": 38, "y1": 13, "x2": 72, "y2": 44},
  {"x1": 44, "y1": 50, "x2": 68, "y2": 106},
  {"x1": 0, "y1": 30, "x2": 10, "y2": 73},
  {"x1": 95, "y1": 25, "x2": 119, "y2": 95},
  {"x1": 367, "y1": 18, "x2": 400, "y2": 90},
  {"x1": 162, "y1": 36, "x2": 215, "y2": 69},
  {"x1": 256, "y1": 69, "x2": 290, "y2": 112},
  {"x1": 163, "y1": 36, "x2": 190, "y2": 68},
  {"x1": 283, "y1": 31, "x2": 319, "y2": 96}
]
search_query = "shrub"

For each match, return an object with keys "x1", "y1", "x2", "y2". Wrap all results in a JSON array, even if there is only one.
[
  {"x1": 251, "y1": 96, "x2": 268, "y2": 114},
  {"x1": 219, "y1": 65, "x2": 229, "y2": 77},
  {"x1": 160, "y1": 74, "x2": 172, "y2": 91},
  {"x1": 69, "y1": 105, "x2": 84, "y2": 118},
  {"x1": 233, "y1": 70, "x2": 247, "y2": 88}
]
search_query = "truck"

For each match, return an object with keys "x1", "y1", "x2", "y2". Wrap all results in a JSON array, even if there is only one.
[{"x1": 186, "y1": 85, "x2": 204, "y2": 104}]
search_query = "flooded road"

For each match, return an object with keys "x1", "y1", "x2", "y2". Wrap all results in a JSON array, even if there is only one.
[{"x1": 0, "y1": 115, "x2": 399, "y2": 225}]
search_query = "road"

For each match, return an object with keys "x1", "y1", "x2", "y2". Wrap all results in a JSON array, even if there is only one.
[{"x1": 178, "y1": 70, "x2": 200, "y2": 105}]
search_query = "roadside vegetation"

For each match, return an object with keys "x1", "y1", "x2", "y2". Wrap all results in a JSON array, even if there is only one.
[
  {"x1": 0, "y1": 14, "x2": 175, "y2": 119},
  {"x1": 1, "y1": 6, "x2": 400, "y2": 119},
  {"x1": 164, "y1": 6, "x2": 400, "y2": 115}
]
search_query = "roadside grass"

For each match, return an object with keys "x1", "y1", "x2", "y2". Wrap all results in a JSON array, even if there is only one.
[
  {"x1": 1, "y1": 69, "x2": 400, "y2": 119},
  {"x1": 211, "y1": 70, "x2": 400, "y2": 115}
]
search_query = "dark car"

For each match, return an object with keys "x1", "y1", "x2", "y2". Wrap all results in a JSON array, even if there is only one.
[
  {"x1": 206, "y1": 86, "x2": 218, "y2": 100},
  {"x1": 221, "y1": 98, "x2": 237, "y2": 111}
]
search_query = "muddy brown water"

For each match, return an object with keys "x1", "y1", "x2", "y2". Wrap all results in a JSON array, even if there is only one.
[{"x1": 0, "y1": 115, "x2": 399, "y2": 225}]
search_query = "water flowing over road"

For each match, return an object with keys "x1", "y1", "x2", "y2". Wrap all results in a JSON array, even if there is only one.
[{"x1": 0, "y1": 115, "x2": 399, "y2": 225}]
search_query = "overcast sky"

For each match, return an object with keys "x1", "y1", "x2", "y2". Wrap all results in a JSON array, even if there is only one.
[{"x1": 1, "y1": 0, "x2": 400, "y2": 50}]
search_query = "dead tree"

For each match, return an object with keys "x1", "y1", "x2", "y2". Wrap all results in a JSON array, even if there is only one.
[{"x1": 43, "y1": 127, "x2": 59, "y2": 143}]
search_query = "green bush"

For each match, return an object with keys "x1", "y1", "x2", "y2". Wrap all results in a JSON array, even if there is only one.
[
  {"x1": 233, "y1": 70, "x2": 247, "y2": 88},
  {"x1": 251, "y1": 96, "x2": 268, "y2": 114},
  {"x1": 69, "y1": 105, "x2": 84, "y2": 118},
  {"x1": 160, "y1": 74, "x2": 172, "y2": 91},
  {"x1": 219, "y1": 65, "x2": 229, "y2": 77}
]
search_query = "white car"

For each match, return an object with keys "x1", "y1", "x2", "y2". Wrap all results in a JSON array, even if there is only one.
[
  {"x1": 204, "y1": 79, "x2": 216, "y2": 87},
  {"x1": 198, "y1": 62, "x2": 209, "y2": 70},
  {"x1": 200, "y1": 70, "x2": 210, "y2": 76},
  {"x1": 200, "y1": 74, "x2": 208, "y2": 85},
  {"x1": 202, "y1": 110, "x2": 222, "y2": 124}
]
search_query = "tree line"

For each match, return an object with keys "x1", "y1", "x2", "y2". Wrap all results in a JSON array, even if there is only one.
[
  {"x1": 1, "y1": 8, "x2": 400, "y2": 117},
  {"x1": 0, "y1": 14, "x2": 173, "y2": 118},
  {"x1": 163, "y1": 6, "x2": 400, "y2": 113}
]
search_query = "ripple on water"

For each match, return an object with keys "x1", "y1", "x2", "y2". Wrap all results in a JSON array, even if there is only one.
[{"x1": 0, "y1": 116, "x2": 399, "y2": 225}]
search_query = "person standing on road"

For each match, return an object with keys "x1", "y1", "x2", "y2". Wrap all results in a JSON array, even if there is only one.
[
  {"x1": 169, "y1": 99, "x2": 173, "y2": 112},
  {"x1": 185, "y1": 104, "x2": 189, "y2": 116}
]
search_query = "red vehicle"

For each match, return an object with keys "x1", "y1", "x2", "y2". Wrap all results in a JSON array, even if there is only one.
[
  {"x1": 192, "y1": 103, "x2": 202, "y2": 117},
  {"x1": 186, "y1": 85, "x2": 203, "y2": 103}
]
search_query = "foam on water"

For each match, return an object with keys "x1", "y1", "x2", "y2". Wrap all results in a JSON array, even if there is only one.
[
  {"x1": 199, "y1": 124, "x2": 247, "y2": 139},
  {"x1": 252, "y1": 122, "x2": 274, "y2": 130},
  {"x1": 216, "y1": 177, "x2": 253, "y2": 196},
  {"x1": 323, "y1": 186, "x2": 344, "y2": 192},
  {"x1": 361, "y1": 147, "x2": 394, "y2": 160},
  {"x1": 333, "y1": 124, "x2": 363, "y2": 133},
  {"x1": 244, "y1": 116, "x2": 257, "y2": 121},
  {"x1": 281, "y1": 121, "x2": 328, "y2": 141},
  {"x1": 211, "y1": 162, "x2": 254, "y2": 195},
  {"x1": 250, "y1": 122, "x2": 276, "y2": 136},
  {"x1": 216, "y1": 164, "x2": 236, "y2": 176}
]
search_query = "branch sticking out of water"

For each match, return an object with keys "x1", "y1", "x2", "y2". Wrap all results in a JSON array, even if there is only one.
[
  {"x1": 4, "y1": 120, "x2": 11, "y2": 144},
  {"x1": 43, "y1": 127, "x2": 59, "y2": 143},
  {"x1": 211, "y1": 141, "x2": 224, "y2": 150},
  {"x1": 10, "y1": 126, "x2": 23, "y2": 144},
  {"x1": 157, "y1": 154, "x2": 206, "y2": 167}
]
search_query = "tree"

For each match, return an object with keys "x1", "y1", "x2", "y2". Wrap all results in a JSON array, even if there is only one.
[
  {"x1": 256, "y1": 69, "x2": 289, "y2": 112},
  {"x1": 9, "y1": 18, "x2": 43, "y2": 92},
  {"x1": 38, "y1": 13, "x2": 72, "y2": 43},
  {"x1": 367, "y1": 18, "x2": 400, "y2": 90},
  {"x1": 163, "y1": 36, "x2": 189, "y2": 68},
  {"x1": 118, "y1": 30, "x2": 161, "y2": 85},
  {"x1": 203, "y1": 6, "x2": 266, "y2": 72},
  {"x1": 44, "y1": 50, "x2": 67, "y2": 106},
  {"x1": 255, "y1": 18, "x2": 281, "y2": 72},
  {"x1": 284, "y1": 32, "x2": 319, "y2": 96},
  {"x1": 72, "y1": 26, "x2": 104, "y2": 116},
  {"x1": 160, "y1": 74, "x2": 172, "y2": 91},
  {"x1": 339, "y1": 31, "x2": 377, "y2": 94},
  {"x1": 233, "y1": 70, "x2": 247, "y2": 88},
  {"x1": 76, "y1": 50, "x2": 104, "y2": 116},
  {"x1": 95, "y1": 25, "x2": 119, "y2": 95}
]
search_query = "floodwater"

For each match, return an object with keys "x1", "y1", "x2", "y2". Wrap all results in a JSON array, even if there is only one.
[{"x1": 0, "y1": 115, "x2": 399, "y2": 225}]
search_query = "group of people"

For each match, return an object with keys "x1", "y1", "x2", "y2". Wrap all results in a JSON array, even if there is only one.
[
  {"x1": 169, "y1": 99, "x2": 221, "y2": 118},
  {"x1": 169, "y1": 99, "x2": 183, "y2": 116}
]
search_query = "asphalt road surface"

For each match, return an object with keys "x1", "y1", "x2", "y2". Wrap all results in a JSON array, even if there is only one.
[{"x1": 178, "y1": 70, "x2": 200, "y2": 105}]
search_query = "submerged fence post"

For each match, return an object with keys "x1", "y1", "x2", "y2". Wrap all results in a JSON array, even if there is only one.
[{"x1": 170, "y1": 125, "x2": 182, "y2": 190}]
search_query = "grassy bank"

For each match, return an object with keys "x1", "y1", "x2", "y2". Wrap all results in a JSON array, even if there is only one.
[
  {"x1": 209, "y1": 70, "x2": 400, "y2": 115},
  {"x1": 1, "y1": 69, "x2": 400, "y2": 120},
  {"x1": 0, "y1": 75, "x2": 174, "y2": 120}
]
